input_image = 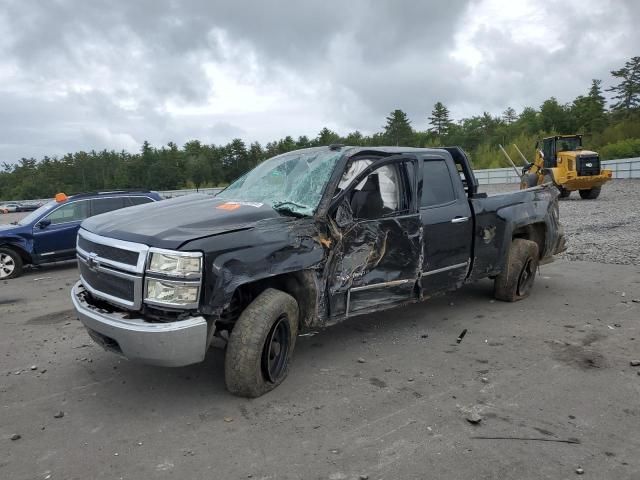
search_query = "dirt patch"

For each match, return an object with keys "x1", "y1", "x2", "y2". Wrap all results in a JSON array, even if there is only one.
[
  {"x1": 548, "y1": 340, "x2": 608, "y2": 370},
  {"x1": 27, "y1": 309, "x2": 75, "y2": 325},
  {"x1": 0, "y1": 298, "x2": 23, "y2": 306},
  {"x1": 369, "y1": 377, "x2": 387, "y2": 388}
]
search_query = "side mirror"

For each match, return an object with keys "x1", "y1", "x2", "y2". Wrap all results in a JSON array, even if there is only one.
[{"x1": 37, "y1": 219, "x2": 51, "y2": 229}]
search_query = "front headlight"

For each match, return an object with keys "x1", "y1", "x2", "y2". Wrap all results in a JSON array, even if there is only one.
[
  {"x1": 145, "y1": 278, "x2": 200, "y2": 307},
  {"x1": 148, "y1": 249, "x2": 202, "y2": 277},
  {"x1": 145, "y1": 248, "x2": 203, "y2": 308}
]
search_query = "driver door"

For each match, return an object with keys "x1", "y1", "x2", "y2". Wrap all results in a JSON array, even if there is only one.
[
  {"x1": 327, "y1": 156, "x2": 421, "y2": 318},
  {"x1": 32, "y1": 200, "x2": 89, "y2": 262}
]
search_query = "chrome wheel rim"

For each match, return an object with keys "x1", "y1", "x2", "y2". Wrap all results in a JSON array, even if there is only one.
[{"x1": 0, "y1": 253, "x2": 16, "y2": 278}]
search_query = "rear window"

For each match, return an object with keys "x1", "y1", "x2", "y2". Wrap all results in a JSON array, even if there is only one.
[
  {"x1": 125, "y1": 196, "x2": 154, "y2": 206},
  {"x1": 421, "y1": 160, "x2": 456, "y2": 207},
  {"x1": 91, "y1": 197, "x2": 125, "y2": 216}
]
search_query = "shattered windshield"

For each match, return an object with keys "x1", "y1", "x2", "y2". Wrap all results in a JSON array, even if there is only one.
[{"x1": 217, "y1": 148, "x2": 342, "y2": 216}]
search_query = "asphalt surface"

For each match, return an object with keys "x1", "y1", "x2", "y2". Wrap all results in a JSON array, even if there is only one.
[{"x1": 2, "y1": 183, "x2": 640, "y2": 479}]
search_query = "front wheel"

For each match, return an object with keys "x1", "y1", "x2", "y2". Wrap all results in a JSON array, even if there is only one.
[
  {"x1": 494, "y1": 239, "x2": 539, "y2": 302},
  {"x1": 0, "y1": 247, "x2": 23, "y2": 280},
  {"x1": 579, "y1": 187, "x2": 601, "y2": 199},
  {"x1": 225, "y1": 288, "x2": 299, "y2": 397},
  {"x1": 558, "y1": 187, "x2": 571, "y2": 198}
]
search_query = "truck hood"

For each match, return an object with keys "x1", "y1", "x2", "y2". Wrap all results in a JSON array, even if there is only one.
[{"x1": 80, "y1": 194, "x2": 282, "y2": 249}]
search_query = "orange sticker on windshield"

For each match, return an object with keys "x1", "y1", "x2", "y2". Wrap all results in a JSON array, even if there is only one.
[{"x1": 217, "y1": 202, "x2": 241, "y2": 211}]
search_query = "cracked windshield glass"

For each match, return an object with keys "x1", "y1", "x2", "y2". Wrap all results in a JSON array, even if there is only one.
[{"x1": 217, "y1": 148, "x2": 341, "y2": 216}]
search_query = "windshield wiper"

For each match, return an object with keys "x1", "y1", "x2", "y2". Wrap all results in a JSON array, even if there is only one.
[{"x1": 272, "y1": 201, "x2": 310, "y2": 217}]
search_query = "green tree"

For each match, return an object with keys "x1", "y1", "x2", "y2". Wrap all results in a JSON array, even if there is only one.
[
  {"x1": 316, "y1": 127, "x2": 341, "y2": 145},
  {"x1": 607, "y1": 56, "x2": 640, "y2": 115},
  {"x1": 540, "y1": 97, "x2": 574, "y2": 133},
  {"x1": 428, "y1": 102, "x2": 451, "y2": 136},
  {"x1": 573, "y1": 79, "x2": 607, "y2": 133},
  {"x1": 383, "y1": 109, "x2": 413, "y2": 145},
  {"x1": 503, "y1": 107, "x2": 517, "y2": 125}
]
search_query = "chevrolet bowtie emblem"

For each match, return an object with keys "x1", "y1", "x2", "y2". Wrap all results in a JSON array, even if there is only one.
[{"x1": 87, "y1": 252, "x2": 100, "y2": 271}]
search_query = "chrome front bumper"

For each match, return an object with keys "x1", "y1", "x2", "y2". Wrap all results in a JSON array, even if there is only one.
[{"x1": 71, "y1": 281, "x2": 208, "y2": 367}]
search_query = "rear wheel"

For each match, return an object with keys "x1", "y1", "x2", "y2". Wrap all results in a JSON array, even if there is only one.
[
  {"x1": 558, "y1": 187, "x2": 571, "y2": 198},
  {"x1": 579, "y1": 187, "x2": 601, "y2": 199},
  {"x1": 225, "y1": 288, "x2": 299, "y2": 397},
  {"x1": 494, "y1": 239, "x2": 539, "y2": 302},
  {"x1": 0, "y1": 247, "x2": 23, "y2": 280}
]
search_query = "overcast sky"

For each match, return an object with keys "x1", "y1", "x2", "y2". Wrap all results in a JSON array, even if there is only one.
[{"x1": 1, "y1": 0, "x2": 638, "y2": 163}]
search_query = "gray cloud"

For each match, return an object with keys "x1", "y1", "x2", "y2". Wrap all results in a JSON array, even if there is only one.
[{"x1": 1, "y1": 0, "x2": 638, "y2": 163}]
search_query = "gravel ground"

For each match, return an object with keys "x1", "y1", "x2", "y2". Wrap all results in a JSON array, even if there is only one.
[{"x1": 482, "y1": 179, "x2": 640, "y2": 266}]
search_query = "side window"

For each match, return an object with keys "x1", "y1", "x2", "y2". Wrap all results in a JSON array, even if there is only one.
[
  {"x1": 421, "y1": 160, "x2": 456, "y2": 207},
  {"x1": 125, "y1": 196, "x2": 154, "y2": 206},
  {"x1": 91, "y1": 197, "x2": 125, "y2": 216},
  {"x1": 46, "y1": 201, "x2": 89, "y2": 225},
  {"x1": 349, "y1": 163, "x2": 407, "y2": 220}
]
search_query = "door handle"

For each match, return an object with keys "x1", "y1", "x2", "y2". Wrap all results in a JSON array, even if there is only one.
[{"x1": 451, "y1": 216, "x2": 470, "y2": 223}]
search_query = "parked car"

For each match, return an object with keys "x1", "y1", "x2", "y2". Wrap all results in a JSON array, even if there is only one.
[
  {"x1": 71, "y1": 146, "x2": 565, "y2": 397},
  {"x1": 17, "y1": 202, "x2": 43, "y2": 212},
  {"x1": 0, "y1": 203, "x2": 21, "y2": 213},
  {"x1": 0, "y1": 190, "x2": 162, "y2": 279}
]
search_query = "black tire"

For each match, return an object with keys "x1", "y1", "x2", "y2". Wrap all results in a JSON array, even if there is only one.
[
  {"x1": 524, "y1": 173, "x2": 539, "y2": 188},
  {"x1": 225, "y1": 288, "x2": 299, "y2": 397},
  {"x1": 0, "y1": 247, "x2": 23, "y2": 280},
  {"x1": 493, "y1": 239, "x2": 539, "y2": 302},
  {"x1": 558, "y1": 187, "x2": 571, "y2": 198},
  {"x1": 579, "y1": 187, "x2": 601, "y2": 199}
]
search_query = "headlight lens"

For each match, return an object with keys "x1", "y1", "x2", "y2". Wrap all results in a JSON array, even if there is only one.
[
  {"x1": 148, "y1": 251, "x2": 202, "y2": 276},
  {"x1": 146, "y1": 279, "x2": 200, "y2": 306}
]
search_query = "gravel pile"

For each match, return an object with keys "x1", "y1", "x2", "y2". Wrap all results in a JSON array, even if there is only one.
[{"x1": 483, "y1": 179, "x2": 640, "y2": 266}]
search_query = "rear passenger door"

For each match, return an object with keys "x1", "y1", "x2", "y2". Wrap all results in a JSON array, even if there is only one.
[{"x1": 419, "y1": 155, "x2": 473, "y2": 293}]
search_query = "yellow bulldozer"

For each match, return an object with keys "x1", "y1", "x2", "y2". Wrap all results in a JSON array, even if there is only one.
[{"x1": 502, "y1": 135, "x2": 612, "y2": 199}]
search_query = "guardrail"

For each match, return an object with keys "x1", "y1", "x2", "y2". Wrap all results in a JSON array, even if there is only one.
[
  {"x1": 3, "y1": 157, "x2": 640, "y2": 202},
  {"x1": 473, "y1": 157, "x2": 640, "y2": 185}
]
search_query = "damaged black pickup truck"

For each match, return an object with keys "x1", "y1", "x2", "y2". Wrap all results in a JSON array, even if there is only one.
[{"x1": 72, "y1": 145, "x2": 565, "y2": 397}]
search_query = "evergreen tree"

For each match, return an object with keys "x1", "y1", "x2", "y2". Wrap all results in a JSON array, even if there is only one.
[
  {"x1": 428, "y1": 102, "x2": 451, "y2": 136},
  {"x1": 316, "y1": 127, "x2": 341, "y2": 145},
  {"x1": 383, "y1": 109, "x2": 413, "y2": 145},
  {"x1": 573, "y1": 79, "x2": 607, "y2": 133},
  {"x1": 503, "y1": 107, "x2": 517, "y2": 124},
  {"x1": 607, "y1": 56, "x2": 640, "y2": 114}
]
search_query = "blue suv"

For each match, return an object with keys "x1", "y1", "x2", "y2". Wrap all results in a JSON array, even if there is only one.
[{"x1": 0, "y1": 190, "x2": 162, "y2": 279}]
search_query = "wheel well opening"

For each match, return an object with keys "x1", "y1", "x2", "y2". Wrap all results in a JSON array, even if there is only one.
[
  {"x1": 0, "y1": 244, "x2": 32, "y2": 265},
  {"x1": 512, "y1": 223, "x2": 545, "y2": 259},
  {"x1": 220, "y1": 271, "x2": 318, "y2": 332}
]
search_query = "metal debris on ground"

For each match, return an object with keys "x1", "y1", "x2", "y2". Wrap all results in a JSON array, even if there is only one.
[
  {"x1": 10, "y1": 434, "x2": 21, "y2": 441},
  {"x1": 630, "y1": 360, "x2": 640, "y2": 367},
  {"x1": 471, "y1": 436, "x2": 580, "y2": 444},
  {"x1": 457, "y1": 329, "x2": 468, "y2": 344},
  {"x1": 53, "y1": 411, "x2": 64, "y2": 419}
]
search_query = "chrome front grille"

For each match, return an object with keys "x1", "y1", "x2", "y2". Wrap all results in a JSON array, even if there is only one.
[{"x1": 76, "y1": 229, "x2": 149, "y2": 309}]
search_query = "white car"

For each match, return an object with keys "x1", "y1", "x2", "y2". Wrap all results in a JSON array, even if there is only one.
[{"x1": 1, "y1": 203, "x2": 20, "y2": 213}]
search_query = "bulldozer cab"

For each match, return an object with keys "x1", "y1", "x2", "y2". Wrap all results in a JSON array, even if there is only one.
[{"x1": 540, "y1": 135, "x2": 582, "y2": 168}]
